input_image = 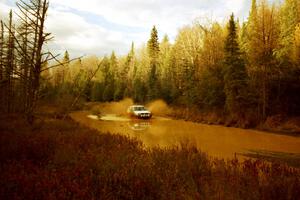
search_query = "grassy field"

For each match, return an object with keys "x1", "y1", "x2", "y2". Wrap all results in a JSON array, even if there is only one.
[{"x1": 1, "y1": 113, "x2": 300, "y2": 200}]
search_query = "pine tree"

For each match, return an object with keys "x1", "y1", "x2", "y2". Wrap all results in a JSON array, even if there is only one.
[
  {"x1": 147, "y1": 26, "x2": 160, "y2": 60},
  {"x1": 54, "y1": 50, "x2": 71, "y2": 95},
  {"x1": 91, "y1": 81, "x2": 104, "y2": 101},
  {"x1": 133, "y1": 77, "x2": 147, "y2": 103},
  {"x1": 114, "y1": 43, "x2": 135, "y2": 100},
  {"x1": 102, "y1": 56, "x2": 115, "y2": 102},
  {"x1": 62, "y1": 50, "x2": 70, "y2": 83},
  {"x1": 147, "y1": 26, "x2": 160, "y2": 101},
  {"x1": 159, "y1": 35, "x2": 173, "y2": 103},
  {"x1": 110, "y1": 51, "x2": 117, "y2": 73},
  {"x1": 223, "y1": 14, "x2": 248, "y2": 117},
  {"x1": 182, "y1": 58, "x2": 197, "y2": 106},
  {"x1": 73, "y1": 59, "x2": 88, "y2": 97}
]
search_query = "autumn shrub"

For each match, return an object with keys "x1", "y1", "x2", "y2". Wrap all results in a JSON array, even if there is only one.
[{"x1": 0, "y1": 116, "x2": 300, "y2": 200}]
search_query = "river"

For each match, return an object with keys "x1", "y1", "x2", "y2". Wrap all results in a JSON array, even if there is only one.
[{"x1": 70, "y1": 110, "x2": 300, "y2": 160}]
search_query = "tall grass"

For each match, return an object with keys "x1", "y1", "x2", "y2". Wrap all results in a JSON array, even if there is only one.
[{"x1": 0, "y1": 115, "x2": 299, "y2": 200}]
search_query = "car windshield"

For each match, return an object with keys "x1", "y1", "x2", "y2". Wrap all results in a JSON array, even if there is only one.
[{"x1": 133, "y1": 106, "x2": 146, "y2": 111}]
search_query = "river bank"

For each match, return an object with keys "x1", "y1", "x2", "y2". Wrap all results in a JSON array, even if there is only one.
[
  {"x1": 1, "y1": 109, "x2": 300, "y2": 199},
  {"x1": 169, "y1": 106, "x2": 300, "y2": 136}
]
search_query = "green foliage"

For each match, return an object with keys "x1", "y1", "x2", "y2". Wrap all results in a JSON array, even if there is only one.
[
  {"x1": 147, "y1": 26, "x2": 160, "y2": 101},
  {"x1": 181, "y1": 59, "x2": 198, "y2": 106},
  {"x1": 91, "y1": 81, "x2": 104, "y2": 101},
  {"x1": 99, "y1": 55, "x2": 117, "y2": 102},
  {"x1": 63, "y1": 50, "x2": 70, "y2": 63},
  {"x1": 73, "y1": 68, "x2": 88, "y2": 94},
  {"x1": 275, "y1": 0, "x2": 299, "y2": 64},
  {"x1": 199, "y1": 68, "x2": 225, "y2": 109},
  {"x1": 133, "y1": 77, "x2": 147, "y2": 103},
  {"x1": 223, "y1": 14, "x2": 248, "y2": 116},
  {"x1": 113, "y1": 83, "x2": 124, "y2": 101},
  {"x1": 114, "y1": 43, "x2": 136, "y2": 101},
  {"x1": 102, "y1": 83, "x2": 114, "y2": 102},
  {"x1": 159, "y1": 35, "x2": 173, "y2": 103},
  {"x1": 147, "y1": 26, "x2": 160, "y2": 59}
]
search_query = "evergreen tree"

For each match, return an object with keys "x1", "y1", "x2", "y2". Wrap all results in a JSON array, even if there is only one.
[
  {"x1": 182, "y1": 58, "x2": 198, "y2": 106},
  {"x1": 63, "y1": 50, "x2": 70, "y2": 62},
  {"x1": 102, "y1": 55, "x2": 115, "y2": 102},
  {"x1": 114, "y1": 43, "x2": 135, "y2": 100},
  {"x1": 198, "y1": 69, "x2": 225, "y2": 109},
  {"x1": 159, "y1": 35, "x2": 173, "y2": 103},
  {"x1": 147, "y1": 26, "x2": 160, "y2": 101},
  {"x1": 147, "y1": 26, "x2": 160, "y2": 60},
  {"x1": 133, "y1": 77, "x2": 147, "y2": 103},
  {"x1": 73, "y1": 60, "x2": 88, "y2": 98},
  {"x1": 110, "y1": 51, "x2": 118, "y2": 74},
  {"x1": 223, "y1": 14, "x2": 248, "y2": 117},
  {"x1": 91, "y1": 81, "x2": 104, "y2": 101},
  {"x1": 62, "y1": 50, "x2": 70, "y2": 84}
]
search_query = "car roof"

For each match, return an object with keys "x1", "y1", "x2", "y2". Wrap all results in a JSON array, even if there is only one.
[{"x1": 130, "y1": 105, "x2": 145, "y2": 107}]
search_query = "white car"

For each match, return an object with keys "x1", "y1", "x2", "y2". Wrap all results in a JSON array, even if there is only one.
[{"x1": 127, "y1": 105, "x2": 152, "y2": 119}]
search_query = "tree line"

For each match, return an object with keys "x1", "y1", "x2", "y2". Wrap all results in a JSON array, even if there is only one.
[
  {"x1": 52, "y1": 0, "x2": 298, "y2": 123},
  {"x1": 1, "y1": 0, "x2": 300, "y2": 124}
]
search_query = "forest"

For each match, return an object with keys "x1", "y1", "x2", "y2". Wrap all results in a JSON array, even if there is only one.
[
  {"x1": 0, "y1": 0, "x2": 300, "y2": 127},
  {"x1": 1, "y1": 0, "x2": 300, "y2": 199}
]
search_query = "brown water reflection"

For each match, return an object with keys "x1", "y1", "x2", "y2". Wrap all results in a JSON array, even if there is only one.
[{"x1": 70, "y1": 111, "x2": 300, "y2": 159}]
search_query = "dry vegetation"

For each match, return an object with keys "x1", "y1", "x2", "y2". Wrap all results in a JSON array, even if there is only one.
[{"x1": 1, "y1": 112, "x2": 300, "y2": 200}]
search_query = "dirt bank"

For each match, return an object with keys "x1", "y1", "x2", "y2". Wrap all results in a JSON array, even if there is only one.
[{"x1": 169, "y1": 107, "x2": 300, "y2": 136}]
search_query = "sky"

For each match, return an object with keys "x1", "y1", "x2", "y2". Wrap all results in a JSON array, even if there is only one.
[{"x1": 0, "y1": 0, "x2": 277, "y2": 58}]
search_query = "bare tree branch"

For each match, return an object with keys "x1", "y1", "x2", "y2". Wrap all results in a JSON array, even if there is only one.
[{"x1": 41, "y1": 55, "x2": 84, "y2": 72}]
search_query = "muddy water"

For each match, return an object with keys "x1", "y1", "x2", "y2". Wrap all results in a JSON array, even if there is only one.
[{"x1": 70, "y1": 111, "x2": 300, "y2": 159}]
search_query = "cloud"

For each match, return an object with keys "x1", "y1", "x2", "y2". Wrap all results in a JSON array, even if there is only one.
[
  {"x1": 1, "y1": 0, "x2": 260, "y2": 57},
  {"x1": 49, "y1": 0, "x2": 251, "y2": 42},
  {"x1": 49, "y1": 0, "x2": 248, "y2": 25},
  {"x1": 0, "y1": 0, "x2": 12, "y2": 20},
  {"x1": 45, "y1": 8, "x2": 130, "y2": 57}
]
